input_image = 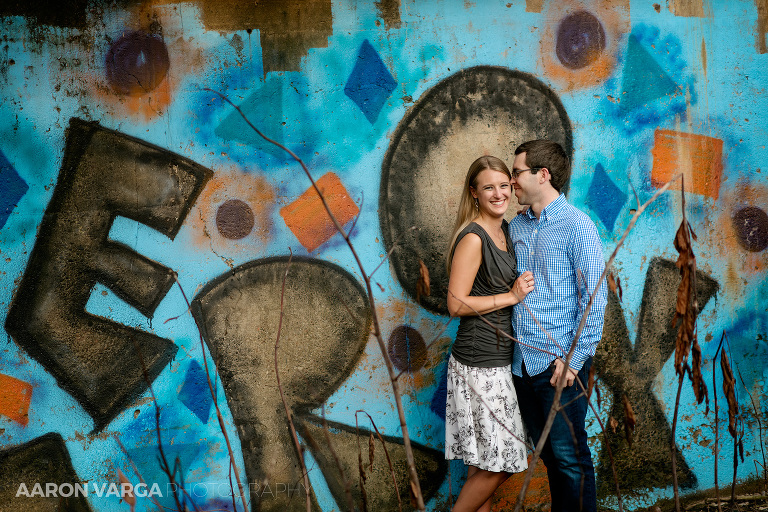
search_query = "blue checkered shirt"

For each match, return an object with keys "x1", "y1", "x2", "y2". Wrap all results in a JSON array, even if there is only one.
[{"x1": 508, "y1": 194, "x2": 608, "y2": 377}]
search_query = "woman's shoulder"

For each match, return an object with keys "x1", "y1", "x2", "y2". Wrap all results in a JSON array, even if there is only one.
[
  {"x1": 455, "y1": 224, "x2": 483, "y2": 247},
  {"x1": 457, "y1": 221, "x2": 485, "y2": 239}
]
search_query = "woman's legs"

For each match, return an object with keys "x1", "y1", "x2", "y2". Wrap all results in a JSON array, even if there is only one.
[{"x1": 452, "y1": 465, "x2": 509, "y2": 512}]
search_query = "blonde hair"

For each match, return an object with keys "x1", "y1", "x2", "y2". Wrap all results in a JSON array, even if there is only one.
[{"x1": 446, "y1": 155, "x2": 511, "y2": 269}]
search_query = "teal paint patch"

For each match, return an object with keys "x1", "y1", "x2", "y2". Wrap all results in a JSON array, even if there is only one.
[
  {"x1": 620, "y1": 34, "x2": 680, "y2": 113},
  {"x1": 214, "y1": 73, "x2": 317, "y2": 163},
  {"x1": 604, "y1": 25, "x2": 695, "y2": 134}
]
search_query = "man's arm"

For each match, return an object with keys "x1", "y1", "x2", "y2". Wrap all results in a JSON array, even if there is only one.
[{"x1": 568, "y1": 215, "x2": 608, "y2": 371}]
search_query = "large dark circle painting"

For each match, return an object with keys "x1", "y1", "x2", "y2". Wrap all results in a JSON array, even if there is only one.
[
  {"x1": 105, "y1": 31, "x2": 170, "y2": 96},
  {"x1": 380, "y1": 66, "x2": 572, "y2": 315}
]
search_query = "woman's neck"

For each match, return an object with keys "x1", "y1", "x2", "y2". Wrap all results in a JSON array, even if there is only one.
[{"x1": 473, "y1": 213, "x2": 504, "y2": 231}]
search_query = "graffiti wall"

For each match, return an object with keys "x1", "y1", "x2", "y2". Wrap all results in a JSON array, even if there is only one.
[{"x1": 1, "y1": 0, "x2": 766, "y2": 510}]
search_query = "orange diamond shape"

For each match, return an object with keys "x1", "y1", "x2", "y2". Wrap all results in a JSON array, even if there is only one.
[
  {"x1": 0, "y1": 374, "x2": 33, "y2": 426},
  {"x1": 280, "y1": 172, "x2": 359, "y2": 252}
]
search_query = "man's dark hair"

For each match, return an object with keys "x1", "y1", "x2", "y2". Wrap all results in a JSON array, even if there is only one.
[{"x1": 514, "y1": 139, "x2": 570, "y2": 193}]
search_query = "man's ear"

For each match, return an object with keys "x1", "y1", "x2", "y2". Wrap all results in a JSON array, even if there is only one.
[{"x1": 539, "y1": 167, "x2": 551, "y2": 184}]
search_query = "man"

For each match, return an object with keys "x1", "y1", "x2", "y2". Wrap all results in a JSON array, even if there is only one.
[{"x1": 508, "y1": 139, "x2": 607, "y2": 512}]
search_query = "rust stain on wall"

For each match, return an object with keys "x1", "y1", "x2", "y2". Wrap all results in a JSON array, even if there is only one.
[
  {"x1": 757, "y1": 0, "x2": 768, "y2": 53},
  {"x1": 86, "y1": 7, "x2": 205, "y2": 122},
  {"x1": 711, "y1": 182, "x2": 768, "y2": 292},
  {"x1": 375, "y1": 0, "x2": 401, "y2": 29},
  {"x1": 668, "y1": 0, "x2": 707, "y2": 17},
  {"x1": 491, "y1": 456, "x2": 551, "y2": 509},
  {"x1": 192, "y1": 0, "x2": 332, "y2": 74},
  {"x1": 525, "y1": 0, "x2": 545, "y2": 13}
]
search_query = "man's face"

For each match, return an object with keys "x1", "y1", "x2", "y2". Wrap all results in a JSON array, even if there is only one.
[{"x1": 511, "y1": 152, "x2": 540, "y2": 206}]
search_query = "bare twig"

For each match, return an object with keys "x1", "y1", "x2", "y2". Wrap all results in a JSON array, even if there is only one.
[
  {"x1": 115, "y1": 437, "x2": 166, "y2": 512},
  {"x1": 713, "y1": 333, "x2": 725, "y2": 512},
  {"x1": 318, "y1": 405, "x2": 356, "y2": 512},
  {"x1": 274, "y1": 252, "x2": 314, "y2": 512},
  {"x1": 204, "y1": 87, "x2": 427, "y2": 510},
  {"x1": 513, "y1": 174, "x2": 681, "y2": 512},
  {"x1": 356, "y1": 410, "x2": 403, "y2": 512},
  {"x1": 131, "y1": 336, "x2": 185, "y2": 512},
  {"x1": 671, "y1": 365, "x2": 687, "y2": 512},
  {"x1": 172, "y1": 275, "x2": 249, "y2": 512},
  {"x1": 735, "y1": 362, "x2": 768, "y2": 494}
]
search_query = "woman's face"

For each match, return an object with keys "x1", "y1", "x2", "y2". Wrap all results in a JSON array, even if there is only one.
[{"x1": 471, "y1": 168, "x2": 511, "y2": 218}]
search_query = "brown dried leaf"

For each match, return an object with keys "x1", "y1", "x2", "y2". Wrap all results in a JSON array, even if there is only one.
[
  {"x1": 587, "y1": 364, "x2": 596, "y2": 401},
  {"x1": 368, "y1": 432, "x2": 375, "y2": 470},
  {"x1": 607, "y1": 272, "x2": 623, "y2": 302},
  {"x1": 690, "y1": 339, "x2": 709, "y2": 411},
  {"x1": 416, "y1": 260, "x2": 430, "y2": 303},
  {"x1": 721, "y1": 350, "x2": 738, "y2": 438},
  {"x1": 410, "y1": 479, "x2": 419, "y2": 509},
  {"x1": 595, "y1": 381, "x2": 602, "y2": 411},
  {"x1": 358, "y1": 449, "x2": 367, "y2": 484},
  {"x1": 622, "y1": 395, "x2": 636, "y2": 447},
  {"x1": 609, "y1": 416, "x2": 619, "y2": 433},
  {"x1": 672, "y1": 219, "x2": 698, "y2": 378}
]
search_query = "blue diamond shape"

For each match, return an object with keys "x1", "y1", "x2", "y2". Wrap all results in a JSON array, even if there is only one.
[
  {"x1": 344, "y1": 39, "x2": 397, "y2": 124},
  {"x1": 178, "y1": 360, "x2": 213, "y2": 423},
  {"x1": 0, "y1": 149, "x2": 29, "y2": 229},
  {"x1": 429, "y1": 357, "x2": 448, "y2": 421},
  {"x1": 586, "y1": 163, "x2": 627, "y2": 232}
]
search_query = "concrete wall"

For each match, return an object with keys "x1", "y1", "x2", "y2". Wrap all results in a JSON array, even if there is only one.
[{"x1": 0, "y1": 0, "x2": 766, "y2": 510}]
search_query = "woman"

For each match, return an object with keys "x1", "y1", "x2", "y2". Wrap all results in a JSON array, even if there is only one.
[{"x1": 445, "y1": 155, "x2": 534, "y2": 512}]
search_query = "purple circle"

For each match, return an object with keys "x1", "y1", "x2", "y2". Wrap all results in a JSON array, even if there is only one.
[
  {"x1": 105, "y1": 31, "x2": 170, "y2": 96},
  {"x1": 733, "y1": 206, "x2": 768, "y2": 252},
  {"x1": 555, "y1": 11, "x2": 606, "y2": 69},
  {"x1": 387, "y1": 325, "x2": 427, "y2": 373},
  {"x1": 216, "y1": 199, "x2": 255, "y2": 240}
]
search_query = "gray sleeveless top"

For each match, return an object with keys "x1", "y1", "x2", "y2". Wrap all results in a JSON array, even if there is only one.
[{"x1": 450, "y1": 220, "x2": 518, "y2": 367}]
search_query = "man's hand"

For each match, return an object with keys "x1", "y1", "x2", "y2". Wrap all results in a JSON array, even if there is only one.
[{"x1": 550, "y1": 358, "x2": 578, "y2": 387}]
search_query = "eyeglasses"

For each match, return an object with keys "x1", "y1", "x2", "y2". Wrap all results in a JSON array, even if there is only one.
[{"x1": 511, "y1": 167, "x2": 542, "y2": 179}]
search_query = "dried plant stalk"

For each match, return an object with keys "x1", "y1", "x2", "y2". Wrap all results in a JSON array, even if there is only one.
[
  {"x1": 203, "y1": 88, "x2": 426, "y2": 509},
  {"x1": 274, "y1": 253, "x2": 314, "y2": 511},
  {"x1": 512, "y1": 174, "x2": 681, "y2": 512}
]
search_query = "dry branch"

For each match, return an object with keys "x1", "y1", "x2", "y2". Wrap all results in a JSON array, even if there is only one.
[
  {"x1": 274, "y1": 253, "x2": 314, "y2": 512},
  {"x1": 204, "y1": 87, "x2": 427, "y2": 510}
]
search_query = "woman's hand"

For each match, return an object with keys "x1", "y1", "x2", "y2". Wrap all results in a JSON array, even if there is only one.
[{"x1": 511, "y1": 271, "x2": 534, "y2": 302}]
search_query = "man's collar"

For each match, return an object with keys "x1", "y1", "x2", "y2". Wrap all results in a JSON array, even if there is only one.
[{"x1": 525, "y1": 193, "x2": 567, "y2": 221}]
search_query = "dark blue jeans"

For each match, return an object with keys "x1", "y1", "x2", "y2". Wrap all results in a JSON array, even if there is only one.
[{"x1": 513, "y1": 358, "x2": 596, "y2": 512}]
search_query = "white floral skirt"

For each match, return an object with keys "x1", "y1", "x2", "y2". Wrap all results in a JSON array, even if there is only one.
[{"x1": 444, "y1": 355, "x2": 529, "y2": 473}]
